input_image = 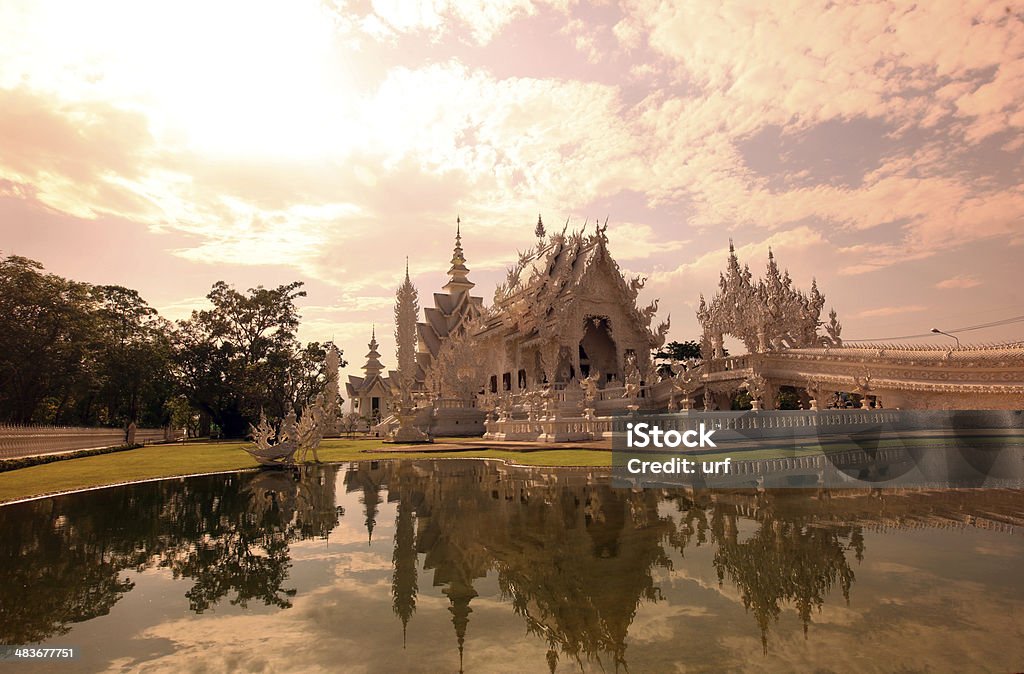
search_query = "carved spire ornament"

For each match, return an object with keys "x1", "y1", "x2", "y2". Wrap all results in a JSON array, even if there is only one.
[
  {"x1": 444, "y1": 216, "x2": 475, "y2": 294},
  {"x1": 395, "y1": 262, "x2": 420, "y2": 399},
  {"x1": 698, "y1": 243, "x2": 842, "y2": 355},
  {"x1": 363, "y1": 326, "x2": 384, "y2": 377},
  {"x1": 389, "y1": 262, "x2": 431, "y2": 442}
]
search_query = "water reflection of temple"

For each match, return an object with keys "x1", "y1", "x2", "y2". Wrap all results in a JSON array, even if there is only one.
[
  {"x1": 340, "y1": 460, "x2": 1024, "y2": 669},
  {"x1": 2, "y1": 461, "x2": 1023, "y2": 665}
]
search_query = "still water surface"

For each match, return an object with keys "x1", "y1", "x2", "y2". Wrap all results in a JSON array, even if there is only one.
[{"x1": 1, "y1": 459, "x2": 1023, "y2": 673}]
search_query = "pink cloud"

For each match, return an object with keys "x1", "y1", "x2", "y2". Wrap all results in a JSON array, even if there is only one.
[
  {"x1": 935, "y1": 274, "x2": 983, "y2": 289},
  {"x1": 855, "y1": 305, "x2": 929, "y2": 319}
]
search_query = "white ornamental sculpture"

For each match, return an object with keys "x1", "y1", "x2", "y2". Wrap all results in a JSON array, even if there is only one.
[
  {"x1": 669, "y1": 359, "x2": 703, "y2": 410},
  {"x1": 423, "y1": 314, "x2": 488, "y2": 402},
  {"x1": 390, "y1": 262, "x2": 431, "y2": 443},
  {"x1": 742, "y1": 373, "x2": 769, "y2": 411},
  {"x1": 296, "y1": 393, "x2": 327, "y2": 462},
  {"x1": 245, "y1": 401, "x2": 328, "y2": 467},
  {"x1": 323, "y1": 344, "x2": 343, "y2": 436},
  {"x1": 697, "y1": 243, "x2": 842, "y2": 358},
  {"x1": 581, "y1": 369, "x2": 602, "y2": 419}
]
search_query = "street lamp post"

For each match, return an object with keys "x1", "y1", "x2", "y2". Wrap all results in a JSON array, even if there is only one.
[{"x1": 930, "y1": 328, "x2": 961, "y2": 349}]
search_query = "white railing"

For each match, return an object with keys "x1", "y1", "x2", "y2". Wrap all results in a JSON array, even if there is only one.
[
  {"x1": 433, "y1": 398, "x2": 477, "y2": 410},
  {"x1": 0, "y1": 424, "x2": 170, "y2": 460},
  {"x1": 706, "y1": 355, "x2": 753, "y2": 373},
  {"x1": 482, "y1": 408, "x2": 906, "y2": 444}
]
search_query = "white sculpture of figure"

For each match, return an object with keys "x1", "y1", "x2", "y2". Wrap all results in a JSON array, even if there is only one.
[
  {"x1": 622, "y1": 355, "x2": 642, "y2": 413},
  {"x1": 670, "y1": 358, "x2": 703, "y2": 411},
  {"x1": 623, "y1": 355, "x2": 641, "y2": 397},
  {"x1": 743, "y1": 374, "x2": 768, "y2": 411},
  {"x1": 296, "y1": 393, "x2": 327, "y2": 463},
  {"x1": 323, "y1": 345, "x2": 343, "y2": 436},
  {"x1": 854, "y1": 372, "x2": 874, "y2": 410},
  {"x1": 804, "y1": 377, "x2": 823, "y2": 411},
  {"x1": 580, "y1": 369, "x2": 601, "y2": 419},
  {"x1": 541, "y1": 386, "x2": 558, "y2": 419},
  {"x1": 499, "y1": 391, "x2": 516, "y2": 417}
]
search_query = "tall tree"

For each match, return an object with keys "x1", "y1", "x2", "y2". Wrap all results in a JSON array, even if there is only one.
[
  {"x1": 173, "y1": 281, "x2": 308, "y2": 438},
  {"x1": 88, "y1": 285, "x2": 174, "y2": 426},
  {"x1": 0, "y1": 255, "x2": 96, "y2": 423}
]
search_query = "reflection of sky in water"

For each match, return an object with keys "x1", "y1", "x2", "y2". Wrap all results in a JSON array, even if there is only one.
[{"x1": 2, "y1": 462, "x2": 1023, "y2": 673}]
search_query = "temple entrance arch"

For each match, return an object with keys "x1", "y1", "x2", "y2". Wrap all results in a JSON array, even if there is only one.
[{"x1": 580, "y1": 316, "x2": 619, "y2": 383}]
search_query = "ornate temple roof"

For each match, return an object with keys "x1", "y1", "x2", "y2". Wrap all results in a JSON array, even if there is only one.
[
  {"x1": 416, "y1": 219, "x2": 485, "y2": 375},
  {"x1": 346, "y1": 327, "x2": 392, "y2": 396},
  {"x1": 477, "y1": 221, "x2": 668, "y2": 347}
]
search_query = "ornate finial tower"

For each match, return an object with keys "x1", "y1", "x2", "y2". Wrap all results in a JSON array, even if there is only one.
[
  {"x1": 534, "y1": 214, "x2": 545, "y2": 239},
  {"x1": 445, "y1": 579, "x2": 477, "y2": 674},
  {"x1": 390, "y1": 262, "x2": 431, "y2": 443},
  {"x1": 396, "y1": 265, "x2": 420, "y2": 394},
  {"x1": 443, "y1": 216, "x2": 475, "y2": 295},
  {"x1": 363, "y1": 326, "x2": 384, "y2": 377}
]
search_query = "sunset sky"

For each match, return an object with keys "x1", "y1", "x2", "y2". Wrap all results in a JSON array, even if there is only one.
[{"x1": 1, "y1": 0, "x2": 1022, "y2": 374}]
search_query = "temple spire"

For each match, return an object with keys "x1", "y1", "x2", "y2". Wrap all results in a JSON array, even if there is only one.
[
  {"x1": 444, "y1": 216, "x2": 475, "y2": 295},
  {"x1": 395, "y1": 263, "x2": 420, "y2": 395},
  {"x1": 363, "y1": 327, "x2": 384, "y2": 377},
  {"x1": 445, "y1": 579, "x2": 477, "y2": 674}
]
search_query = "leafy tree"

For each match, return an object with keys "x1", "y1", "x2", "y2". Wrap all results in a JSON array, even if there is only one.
[
  {"x1": 655, "y1": 340, "x2": 703, "y2": 361},
  {"x1": 0, "y1": 255, "x2": 96, "y2": 423},
  {"x1": 287, "y1": 340, "x2": 346, "y2": 415},
  {"x1": 0, "y1": 255, "x2": 173, "y2": 426},
  {"x1": 173, "y1": 281, "x2": 315, "y2": 438},
  {"x1": 87, "y1": 285, "x2": 174, "y2": 426},
  {"x1": 776, "y1": 386, "x2": 801, "y2": 411},
  {"x1": 654, "y1": 340, "x2": 714, "y2": 376}
]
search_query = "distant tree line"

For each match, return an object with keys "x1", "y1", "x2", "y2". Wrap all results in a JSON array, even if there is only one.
[{"x1": 0, "y1": 253, "x2": 345, "y2": 437}]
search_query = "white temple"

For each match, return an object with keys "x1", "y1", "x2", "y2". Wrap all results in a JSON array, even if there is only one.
[
  {"x1": 345, "y1": 327, "x2": 394, "y2": 426},
  {"x1": 367, "y1": 218, "x2": 1024, "y2": 442}
]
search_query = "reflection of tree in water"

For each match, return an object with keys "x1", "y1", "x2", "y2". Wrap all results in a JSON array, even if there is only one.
[
  {"x1": 0, "y1": 504, "x2": 135, "y2": 644},
  {"x1": 0, "y1": 465, "x2": 342, "y2": 643}
]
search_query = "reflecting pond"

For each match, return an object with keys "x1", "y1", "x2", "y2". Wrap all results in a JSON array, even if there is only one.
[{"x1": 2, "y1": 460, "x2": 1023, "y2": 672}]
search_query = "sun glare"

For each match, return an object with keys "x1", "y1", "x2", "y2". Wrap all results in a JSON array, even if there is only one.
[{"x1": 3, "y1": 0, "x2": 357, "y2": 159}]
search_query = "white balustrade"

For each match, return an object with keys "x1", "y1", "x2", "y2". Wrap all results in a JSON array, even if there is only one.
[{"x1": 0, "y1": 424, "x2": 170, "y2": 459}]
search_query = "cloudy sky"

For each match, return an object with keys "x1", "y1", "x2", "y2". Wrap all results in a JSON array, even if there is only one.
[{"x1": 1, "y1": 0, "x2": 1022, "y2": 372}]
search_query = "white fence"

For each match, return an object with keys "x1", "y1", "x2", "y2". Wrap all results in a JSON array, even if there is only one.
[
  {"x1": 0, "y1": 425, "x2": 171, "y2": 460},
  {"x1": 483, "y1": 408, "x2": 905, "y2": 444}
]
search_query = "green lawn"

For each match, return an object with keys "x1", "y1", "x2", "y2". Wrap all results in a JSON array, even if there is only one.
[
  {"x1": 0, "y1": 437, "x2": 613, "y2": 504},
  {"x1": 2, "y1": 431, "x2": 1019, "y2": 504}
]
